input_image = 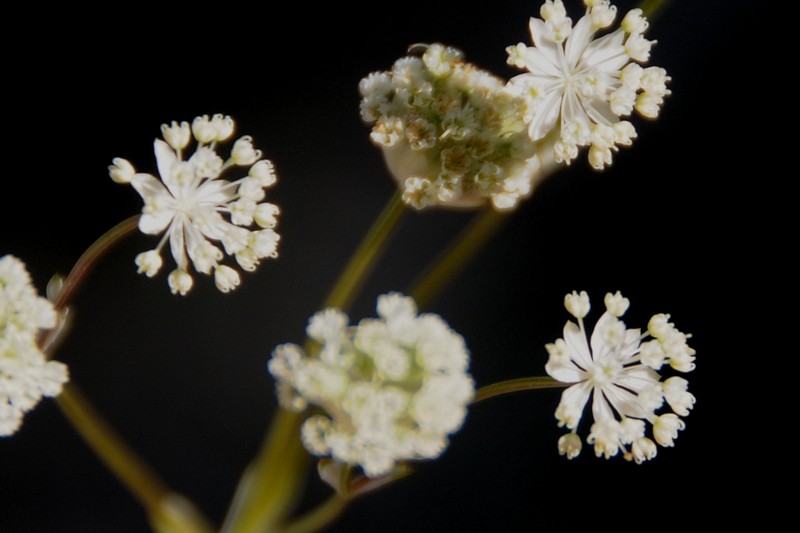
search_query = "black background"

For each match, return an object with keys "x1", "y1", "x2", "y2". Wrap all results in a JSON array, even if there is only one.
[{"x1": 1, "y1": 1, "x2": 757, "y2": 531}]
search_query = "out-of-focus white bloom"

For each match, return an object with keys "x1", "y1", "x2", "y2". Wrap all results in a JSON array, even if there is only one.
[
  {"x1": 361, "y1": 44, "x2": 540, "y2": 211},
  {"x1": 564, "y1": 290, "x2": 590, "y2": 318},
  {"x1": 268, "y1": 292, "x2": 474, "y2": 477},
  {"x1": 507, "y1": 1, "x2": 670, "y2": 169},
  {"x1": 545, "y1": 291, "x2": 694, "y2": 463},
  {"x1": 0, "y1": 255, "x2": 68, "y2": 436},
  {"x1": 110, "y1": 114, "x2": 281, "y2": 294}
]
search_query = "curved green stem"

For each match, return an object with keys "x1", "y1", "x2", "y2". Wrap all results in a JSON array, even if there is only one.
[
  {"x1": 39, "y1": 216, "x2": 140, "y2": 355},
  {"x1": 409, "y1": 208, "x2": 507, "y2": 309},
  {"x1": 44, "y1": 215, "x2": 212, "y2": 531},
  {"x1": 222, "y1": 192, "x2": 407, "y2": 533},
  {"x1": 473, "y1": 376, "x2": 566, "y2": 405},
  {"x1": 53, "y1": 215, "x2": 140, "y2": 311}
]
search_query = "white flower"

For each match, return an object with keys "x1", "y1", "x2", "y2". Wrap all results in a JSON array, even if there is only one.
[
  {"x1": 160, "y1": 121, "x2": 191, "y2": 151},
  {"x1": 604, "y1": 290, "x2": 629, "y2": 317},
  {"x1": 0, "y1": 255, "x2": 69, "y2": 436},
  {"x1": 268, "y1": 292, "x2": 474, "y2": 478},
  {"x1": 134, "y1": 250, "x2": 163, "y2": 277},
  {"x1": 564, "y1": 290, "x2": 590, "y2": 318},
  {"x1": 507, "y1": 0, "x2": 670, "y2": 169},
  {"x1": 111, "y1": 115, "x2": 281, "y2": 294},
  {"x1": 213, "y1": 265, "x2": 240, "y2": 293},
  {"x1": 361, "y1": 43, "x2": 540, "y2": 211},
  {"x1": 558, "y1": 432, "x2": 582, "y2": 459},
  {"x1": 545, "y1": 291, "x2": 694, "y2": 462},
  {"x1": 108, "y1": 158, "x2": 135, "y2": 184}
]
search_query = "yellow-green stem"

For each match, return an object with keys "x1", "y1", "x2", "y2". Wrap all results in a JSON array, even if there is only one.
[
  {"x1": 410, "y1": 208, "x2": 507, "y2": 309},
  {"x1": 473, "y1": 376, "x2": 565, "y2": 404},
  {"x1": 222, "y1": 192, "x2": 407, "y2": 533},
  {"x1": 322, "y1": 191, "x2": 407, "y2": 310},
  {"x1": 278, "y1": 495, "x2": 349, "y2": 533},
  {"x1": 47, "y1": 215, "x2": 212, "y2": 532},
  {"x1": 640, "y1": 0, "x2": 671, "y2": 19},
  {"x1": 58, "y1": 385, "x2": 213, "y2": 533},
  {"x1": 221, "y1": 410, "x2": 310, "y2": 533}
]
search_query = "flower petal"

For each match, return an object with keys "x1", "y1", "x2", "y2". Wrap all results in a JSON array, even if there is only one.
[
  {"x1": 131, "y1": 174, "x2": 174, "y2": 234},
  {"x1": 589, "y1": 311, "x2": 617, "y2": 362},
  {"x1": 619, "y1": 328, "x2": 641, "y2": 360},
  {"x1": 582, "y1": 98, "x2": 618, "y2": 126},
  {"x1": 591, "y1": 386, "x2": 616, "y2": 422},
  {"x1": 558, "y1": 381, "x2": 592, "y2": 427},
  {"x1": 604, "y1": 384, "x2": 649, "y2": 419},
  {"x1": 529, "y1": 17, "x2": 563, "y2": 67},
  {"x1": 614, "y1": 365, "x2": 660, "y2": 393},
  {"x1": 561, "y1": 90, "x2": 591, "y2": 137},
  {"x1": 194, "y1": 178, "x2": 235, "y2": 205},
  {"x1": 168, "y1": 217, "x2": 188, "y2": 271},
  {"x1": 518, "y1": 46, "x2": 562, "y2": 77},
  {"x1": 563, "y1": 321, "x2": 592, "y2": 369},
  {"x1": 565, "y1": 14, "x2": 594, "y2": 69},
  {"x1": 546, "y1": 359, "x2": 585, "y2": 383},
  {"x1": 528, "y1": 88, "x2": 563, "y2": 141},
  {"x1": 130, "y1": 172, "x2": 168, "y2": 200},
  {"x1": 579, "y1": 29, "x2": 627, "y2": 74},
  {"x1": 154, "y1": 139, "x2": 179, "y2": 190},
  {"x1": 139, "y1": 211, "x2": 174, "y2": 235}
]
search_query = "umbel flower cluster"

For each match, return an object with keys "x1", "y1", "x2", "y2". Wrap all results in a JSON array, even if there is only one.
[
  {"x1": 0, "y1": 255, "x2": 68, "y2": 436},
  {"x1": 269, "y1": 293, "x2": 474, "y2": 477},
  {"x1": 361, "y1": 44, "x2": 539, "y2": 211},
  {"x1": 361, "y1": 0, "x2": 669, "y2": 211},
  {"x1": 507, "y1": 0, "x2": 669, "y2": 169},
  {"x1": 109, "y1": 114, "x2": 281, "y2": 295},
  {"x1": 545, "y1": 291, "x2": 695, "y2": 463}
]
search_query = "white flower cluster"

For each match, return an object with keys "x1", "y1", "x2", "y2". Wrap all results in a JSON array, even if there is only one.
[
  {"x1": 507, "y1": 0, "x2": 670, "y2": 169},
  {"x1": 268, "y1": 293, "x2": 474, "y2": 477},
  {"x1": 545, "y1": 291, "x2": 694, "y2": 463},
  {"x1": 109, "y1": 114, "x2": 281, "y2": 295},
  {"x1": 360, "y1": 44, "x2": 540, "y2": 211},
  {"x1": 0, "y1": 255, "x2": 68, "y2": 436}
]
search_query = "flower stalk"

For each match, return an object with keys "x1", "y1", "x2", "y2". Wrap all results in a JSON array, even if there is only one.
[
  {"x1": 410, "y1": 207, "x2": 508, "y2": 308},
  {"x1": 39, "y1": 215, "x2": 139, "y2": 355},
  {"x1": 222, "y1": 192, "x2": 407, "y2": 533},
  {"x1": 57, "y1": 386, "x2": 214, "y2": 533},
  {"x1": 473, "y1": 376, "x2": 565, "y2": 404},
  {"x1": 38, "y1": 215, "x2": 213, "y2": 531}
]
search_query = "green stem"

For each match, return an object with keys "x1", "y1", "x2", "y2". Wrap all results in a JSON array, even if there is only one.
[
  {"x1": 409, "y1": 208, "x2": 507, "y2": 309},
  {"x1": 278, "y1": 462, "x2": 412, "y2": 533},
  {"x1": 278, "y1": 495, "x2": 349, "y2": 533},
  {"x1": 53, "y1": 215, "x2": 140, "y2": 311},
  {"x1": 39, "y1": 216, "x2": 140, "y2": 355},
  {"x1": 640, "y1": 0, "x2": 671, "y2": 19},
  {"x1": 46, "y1": 215, "x2": 213, "y2": 532},
  {"x1": 58, "y1": 385, "x2": 213, "y2": 533},
  {"x1": 472, "y1": 376, "x2": 566, "y2": 405},
  {"x1": 222, "y1": 192, "x2": 407, "y2": 533},
  {"x1": 221, "y1": 410, "x2": 310, "y2": 533},
  {"x1": 322, "y1": 191, "x2": 407, "y2": 310}
]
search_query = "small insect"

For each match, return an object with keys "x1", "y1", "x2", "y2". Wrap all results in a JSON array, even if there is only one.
[{"x1": 407, "y1": 43, "x2": 430, "y2": 56}]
